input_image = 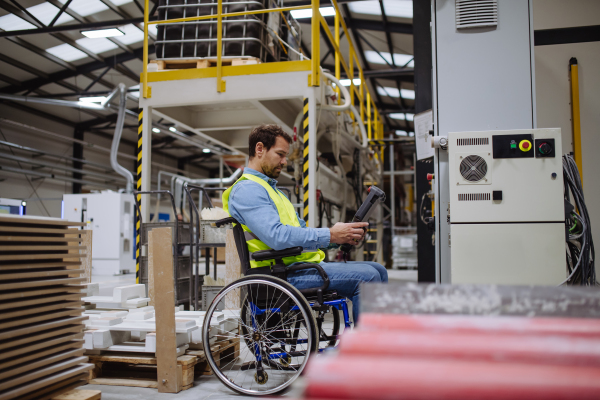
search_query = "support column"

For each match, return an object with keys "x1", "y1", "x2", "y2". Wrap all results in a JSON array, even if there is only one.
[
  {"x1": 303, "y1": 90, "x2": 318, "y2": 228},
  {"x1": 72, "y1": 128, "x2": 84, "y2": 194}
]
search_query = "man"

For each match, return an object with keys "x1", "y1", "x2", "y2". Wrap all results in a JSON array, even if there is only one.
[{"x1": 223, "y1": 124, "x2": 387, "y2": 324}]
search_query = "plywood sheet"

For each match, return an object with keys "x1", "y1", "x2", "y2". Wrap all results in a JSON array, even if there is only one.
[
  {"x1": 0, "y1": 286, "x2": 84, "y2": 301},
  {"x1": 0, "y1": 293, "x2": 84, "y2": 311},
  {"x1": 0, "y1": 270, "x2": 83, "y2": 280},
  {"x1": 0, "y1": 236, "x2": 82, "y2": 243},
  {"x1": 0, "y1": 245, "x2": 86, "y2": 251},
  {"x1": 0, "y1": 227, "x2": 80, "y2": 234},
  {"x1": 0, "y1": 301, "x2": 83, "y2": 320},
  {"x1": 23, "y1": 377, "x2": 87, "y2": 400},
  {"x1": 0, "y1": 315, "x2": 86, "y2": 340},
  {"x1": 0, "y1": 215, "x2": 86, "y2": 227},
  {"x1": 0, "y1": 364, "x2": 92, "y2": 400},
  {"x1": 0, "y1": 308, "x2": 84, "y2": 331},
  {"x1": 0, "y1": 262, "x2": 82, "y2": 270},
  {"x1": 0, "y1": 340, "x2": 83, "y2": 368},
  {"x1": 0, "y1": 348, "x2": 85, "y2": 381},
  {"x1": 0, "y1": 277, "x2": 86, "y2": 290},
  {"x1": 0, "y1": 324, "x2": 82, "y2": 351},
  {"x1": 0, "y1": 253, "x2": 85, "y2": 261}
]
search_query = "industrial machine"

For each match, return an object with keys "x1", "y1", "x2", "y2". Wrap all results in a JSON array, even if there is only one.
[
  {"x1": 446, "y1": 128, "x2": 566, "y2": 285},
  {"x1": 0, "y1": 198, "x2": 26, "y2": 215},
  {"x1": 63, "y1": 191, "x2": 135, "y2": 276}
]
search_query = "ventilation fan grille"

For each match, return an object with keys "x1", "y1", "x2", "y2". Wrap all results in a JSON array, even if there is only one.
[
  {"x1": 456, "y1": 0, "x2": 498, "y2": 29},
  {"x1": 460, "y1": 155, "x2": 488, "y2": 182},
  {"x1": 458, "y1": 193, "x2": 491, "y2": 201},
  {"x1": 457, "y1": 137, "x2": 489, "y2": 146}
]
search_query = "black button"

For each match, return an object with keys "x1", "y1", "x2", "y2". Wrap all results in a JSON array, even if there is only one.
[{"x1": 493, "y1": 190, "x2": 502, "y2": 201}]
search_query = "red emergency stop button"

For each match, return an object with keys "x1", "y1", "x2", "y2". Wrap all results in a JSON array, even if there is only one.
[
  {"x1": 427, "y1": 173, "x2": 434, "y2": 181},
  {"x1": 519, "y1": 140, "x2": 532, "y2": 152}
]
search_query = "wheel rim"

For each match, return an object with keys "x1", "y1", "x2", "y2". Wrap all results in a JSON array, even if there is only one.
[{"x1": 203, "y1": 279, "x2": 314, "y2": 396}]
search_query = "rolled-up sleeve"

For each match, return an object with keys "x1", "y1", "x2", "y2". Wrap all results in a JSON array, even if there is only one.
[{"x1": 228, "y1": 182, "x2": 330, "y2": 250}]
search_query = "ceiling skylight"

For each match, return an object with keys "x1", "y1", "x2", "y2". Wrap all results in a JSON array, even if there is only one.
[
  {"x1": 377, "y1": 87, "x2": 415, "y2": 100},
  {"x1": 81, "y1": 28, "x2": 124, "y2": 39},
  {"x1": 290, "y1": 7, "x2": 336, "y2": 19},
  {"x1": 389, "y1": 113, "x2": 415, "y2": 121},
  {"x1": 113, "y1": 24, "x2": 144, "y2": 45},
  {"x1": 58, "y1": 0, "x2": 108, "y2": 17},
  {"x1": 395, "y1": 130, "x2": 408, "y2": 136},
  {"x1": 109, "y1": 0, "x2": 134, "y2": 5},
  {"x1": 75, "y1": 38, "x2": 118, "y2": 54},
  {"x1": 45, "y1": 43, "x2": 88, "y2": 62},
  {"x1": 141, "y1": 22, "x2": 158, "y2": 37},
  {"x1": 0, "y1": 2, "x2": 73, "y2": 31},
  {"x1": 338, "y1": 78, "x2": 362, "y2": 86},
  {"x1": 365, "y1": 51, "x2": 414, "y2": 67},
  {"x1": 349, "y1": 0, "x2": 413, "y2": 19}
]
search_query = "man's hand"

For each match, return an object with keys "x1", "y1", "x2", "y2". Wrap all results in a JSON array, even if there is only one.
[{"x1": 329, "y1": 222, "x2": 369, "y2": 245}]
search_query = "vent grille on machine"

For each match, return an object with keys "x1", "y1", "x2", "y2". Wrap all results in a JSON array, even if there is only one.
[
  {"x1": 459, "y1": 155, "x2": 488, "y2": 182},
  {"x1": 456, "y1": 0, "x2": 498, "y2": 29},
  {"x1": 458, "y1": 193, "x2": 491, "y2": 201},
  {"x1": 457, "y1": 137, "x2": 489, "y2": 146}
]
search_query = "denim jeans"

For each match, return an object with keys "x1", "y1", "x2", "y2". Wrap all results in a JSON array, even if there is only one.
[{"x1": 286, "y1": 261, "x2": 388, "y2": 324}]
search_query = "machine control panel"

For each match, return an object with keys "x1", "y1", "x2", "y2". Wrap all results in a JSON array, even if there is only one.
[{"x1": 492, "y1": 134, "x2": 534, "y2": 159}]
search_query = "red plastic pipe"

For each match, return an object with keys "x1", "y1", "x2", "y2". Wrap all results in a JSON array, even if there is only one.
[
  {"x1": 338, "y1": 330, "x2": 600, "y2": 367},
  {"x1": 303, "y1": 355, "x2": 600, "y2": 400},
  {"x1": 360, "y1": 313, "x2": 600, "y2": 338}
]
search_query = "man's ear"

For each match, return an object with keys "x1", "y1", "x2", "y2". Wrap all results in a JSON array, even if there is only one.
[{"x1": 255, "y1": 142, "x2": 264, "y2": 157}]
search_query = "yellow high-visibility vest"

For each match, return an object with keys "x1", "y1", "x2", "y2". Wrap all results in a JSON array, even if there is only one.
[{"x1": 222, "y1": 173, "x2": 325, "y2": 268}]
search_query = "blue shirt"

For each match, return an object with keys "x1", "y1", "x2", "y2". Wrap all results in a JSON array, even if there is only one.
[{"x1": 227, "y1": 167, "x2": 331, "y2": 251}]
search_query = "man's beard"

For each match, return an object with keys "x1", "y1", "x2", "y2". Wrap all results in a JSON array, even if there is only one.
[{"x1": 263, "y1": 164, "x2": 282, "y2": 179}]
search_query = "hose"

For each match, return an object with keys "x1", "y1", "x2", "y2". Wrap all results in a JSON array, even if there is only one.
[{"x1": 110, "y1": 83, "x2": 135, "y2": 193}]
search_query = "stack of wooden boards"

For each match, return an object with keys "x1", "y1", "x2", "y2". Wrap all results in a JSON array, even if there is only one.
[{"x1": 0, "y1": 215, "x2": 92, "y2": 400}]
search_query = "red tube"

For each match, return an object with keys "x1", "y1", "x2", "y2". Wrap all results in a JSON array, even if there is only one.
[
  {"x1": 338, "y1": 330, "x2": 600, "y2": 367},
  {"x1": 360, "y1": 313, "x2": 600, "y2": 338},
  {"x1": 303, "y1": 355, "x2": 600, "y2": 400}
]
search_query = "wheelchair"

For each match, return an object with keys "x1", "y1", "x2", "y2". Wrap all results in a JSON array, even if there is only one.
[{"x1": 201, "y1": 217, "x2": 352, "y2": 396}]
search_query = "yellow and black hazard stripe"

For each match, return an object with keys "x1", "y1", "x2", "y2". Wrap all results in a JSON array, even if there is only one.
[
  {"x1": 302, "y1": 98, "x2": 309, "y2": 225},
  {"x1": 136, "y1": 109, "x2": 142, "y2": 284}
]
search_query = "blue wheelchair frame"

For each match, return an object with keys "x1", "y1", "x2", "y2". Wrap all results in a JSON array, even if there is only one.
[{"x1": 249, "y1": 298, "x2": 352, "y2": 362}]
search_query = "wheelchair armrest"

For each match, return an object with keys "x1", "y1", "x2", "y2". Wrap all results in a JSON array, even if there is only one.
[
  {"x1": 252, "y1": 246, "x2": 303, "y2": 261},
  {"x1": 214, "y1": 217, "x2": 237, "y2": 227},
  {"x1": 286, "y1": 262, "x2": 330, "y2": 292}
]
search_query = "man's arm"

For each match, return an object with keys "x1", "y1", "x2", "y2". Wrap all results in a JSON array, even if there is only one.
[{"x1": 228, "y1": 182, "x2": 330, "y2": 250}]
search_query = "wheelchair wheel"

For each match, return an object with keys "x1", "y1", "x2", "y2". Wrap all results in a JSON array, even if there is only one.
[
  {"x1": 202, "y1": 275, "x2": 318, "y2": 396},
  {"x1": 316, "y1": 305, "x2": 341, "y2": 349}
]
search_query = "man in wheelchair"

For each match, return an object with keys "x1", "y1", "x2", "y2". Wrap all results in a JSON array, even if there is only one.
[{"x1": 222, "y1": 124, "x2": 388, "y2": 325}]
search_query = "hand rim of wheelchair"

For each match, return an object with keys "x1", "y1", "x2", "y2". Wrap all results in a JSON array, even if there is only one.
[{"x1": 202, "y1": 275, "x2": 318, "y2": 396}]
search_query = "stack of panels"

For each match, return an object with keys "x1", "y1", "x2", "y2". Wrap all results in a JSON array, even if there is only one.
[
  {"x1": 155, "y1": 0, "x2": 273, "y2": 61},
  {"x1": 0, "y1": 215, "x2": 93, "y2": 400}
]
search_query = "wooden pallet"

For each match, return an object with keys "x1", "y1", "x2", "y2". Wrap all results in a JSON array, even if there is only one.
[
  {"x1": 88, "y1": 353, "x2": 198, "y2": 391},
  {"x1": 53, "y1": 389, "x2": 101, "y2": 400},
  {"x1": 151, "y1": 57, "x2": 260, "y2": 70},
  {"x1": 187, "y1": 337, "x2": 241, "y2": 376}
]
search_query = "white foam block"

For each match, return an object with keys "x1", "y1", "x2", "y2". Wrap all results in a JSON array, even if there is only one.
[
  {"x1": 93, "y1": 317, "x2": 123, "y2": 326},
  {"x1": 84, "y1": 330, "x2": 95, "y2": 350},
  {"x1": 125, "y1": 311, "x2": 154, "y2": 321},
  {"x1": 86, "y1": 320, "x2": 198, "y2": 334},
  {"x1": 145, "y1": 332, "x2": 189, "y2": 352},
  {"x1": 100, "y1": 311, "x2": 128, "y2": 319},
  {"x1": 131, "y1": 331, "x2": 147, "y2": 341},
  {"x1": 92, "y1": 329, "x2": 131, "y2": 349},
  {"x1": 113, "y1": 284, "x2": 146, "y2": 303},
  {"x1": 129, "y1": 306, "x2": 155, "y2": 313},
  {"x1": 123, "y1": 298, "x2": 150, "y2": 308}
]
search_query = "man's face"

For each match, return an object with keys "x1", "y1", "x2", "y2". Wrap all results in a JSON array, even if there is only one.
[{"x1": 258, "y1": 136, "x2": 289, "y2": 179}]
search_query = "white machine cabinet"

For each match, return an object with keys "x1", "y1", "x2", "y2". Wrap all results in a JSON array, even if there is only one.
[
  {"x1": 63, "y1": 192, "x2": 135, "y2": 276},
  {"x1": 448, "y1": 128, "x2": 566, "y2": 285}
]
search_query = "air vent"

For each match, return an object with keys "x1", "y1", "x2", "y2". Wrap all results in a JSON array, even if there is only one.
[
  {"x1": 458, "y1": 193, "x2": 491, "y2": 201},
  {"x1": 460, "y1": 155, "x2": 488, "y2": 182},
  {"x1": 456, "y1": 0, "x2": 498, "y2": 29},
  {"x1": 457, "y1": 138, "x2": 489, "y2": 146}
]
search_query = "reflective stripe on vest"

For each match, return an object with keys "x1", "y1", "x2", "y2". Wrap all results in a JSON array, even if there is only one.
[{"x1": 222, "y1": 173, "x2": 325, "y2": 268}]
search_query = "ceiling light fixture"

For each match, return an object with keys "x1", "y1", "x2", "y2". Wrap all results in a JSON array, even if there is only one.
[
  {"x1": 290, "y1": 6, "x2": 335, "y2": 19},
  {"x1": 169, "y1": 127, "x2": 177, "y2": 132},
  {"x1": 79, "y1": 96, "x2": 106, "y2": 103},
  {"x1": 338, "y1": 78, "x2": 362, "y2": 86},
  {"x1": 152, "y1": 128, "x2": 160, "y2": 133},
  {"x1": 203, "y1": 149, "x2": 211, "y2": 153},
  {"x1": 81, "y1": 28, "x2": 124, "y2": 38}
]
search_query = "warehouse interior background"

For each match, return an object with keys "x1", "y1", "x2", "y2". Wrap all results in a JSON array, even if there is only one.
[{"x1": 1, "y1": 0, "x2": 600, "y2": 399}]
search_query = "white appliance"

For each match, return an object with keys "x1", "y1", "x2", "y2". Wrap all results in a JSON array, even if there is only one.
[
  {"x1": 63, "y1": 192, "x2": 135, "y2": 276},
  {"x1": 431, "y1": 0, "x2": 542, "y2": 283},
  {"x1": 447, "y1": 128, "x2": 566, "y2": 285}
]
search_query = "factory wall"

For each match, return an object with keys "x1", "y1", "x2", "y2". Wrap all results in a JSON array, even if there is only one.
[
  {"x1": 533, "y1": 0, "x2": 600, "y2": 259},
  {"x1": 0, "y1": 104, "x2": 208, "y2": 218}
]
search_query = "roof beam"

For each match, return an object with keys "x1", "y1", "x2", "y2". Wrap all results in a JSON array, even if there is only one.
[{"x1": 300, "y1": 17, "x2": 412, "y2": 35}]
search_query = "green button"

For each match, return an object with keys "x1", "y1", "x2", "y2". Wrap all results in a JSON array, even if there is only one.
[{"x1": 510, "y1": 143, "x2": 517, "y2": 149}]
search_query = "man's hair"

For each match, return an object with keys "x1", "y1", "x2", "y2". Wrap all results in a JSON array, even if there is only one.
[{"x1": 248, "y1": 124, "x2": 292, "y2": 158}]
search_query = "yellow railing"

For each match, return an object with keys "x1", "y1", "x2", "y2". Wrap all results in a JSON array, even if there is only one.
[{"x1": 141, "y1": 0, "x2": 384, "y2": 144}]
